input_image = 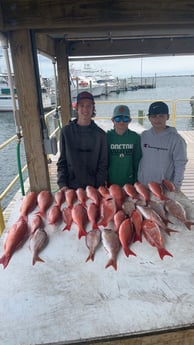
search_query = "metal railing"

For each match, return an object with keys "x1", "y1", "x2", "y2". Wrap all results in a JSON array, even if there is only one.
[{"x1": 0, "y1": 107, "x2": 61, "y2": 234}]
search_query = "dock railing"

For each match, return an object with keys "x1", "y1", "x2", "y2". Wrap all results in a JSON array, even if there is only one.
[{"x1": 1, "y1": 97, "x2": 194, "y2": 234}]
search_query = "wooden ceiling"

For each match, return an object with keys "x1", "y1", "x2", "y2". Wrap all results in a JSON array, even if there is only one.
[{"x1": 1, "y1": 0, "x2": 194, "y2": 59}]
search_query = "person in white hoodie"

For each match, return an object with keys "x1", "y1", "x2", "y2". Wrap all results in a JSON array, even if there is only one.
[{"x1": 138, "y1": 101, "x2": 188, "y2": 190}]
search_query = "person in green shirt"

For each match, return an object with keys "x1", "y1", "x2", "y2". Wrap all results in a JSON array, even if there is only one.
[{"x1": 107, "y1": 104, "x2": 142, "y2": 186}]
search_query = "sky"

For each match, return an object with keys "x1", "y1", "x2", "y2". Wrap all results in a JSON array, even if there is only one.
[
  {"x1": 1, "y1": 42, "x2": 194, "y2": 78},
  {"x1": 37, "y1": 55, "x2": 194, "y2": 79}
]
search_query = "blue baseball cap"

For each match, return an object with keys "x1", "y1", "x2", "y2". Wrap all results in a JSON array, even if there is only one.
[
  {"x1": 148, "y1": 101, "x2": 169, "y2": 115},
  {"x1": 77, "y1": 91, "x2": 94, "y2": 103},
  {"x1": 112, "y1": 105, "x2": 131, "y2": 119}
]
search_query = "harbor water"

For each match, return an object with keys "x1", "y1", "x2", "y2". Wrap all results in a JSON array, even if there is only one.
[{"x1": 1, "y1": 75, "x2": 194, "y2": 210}]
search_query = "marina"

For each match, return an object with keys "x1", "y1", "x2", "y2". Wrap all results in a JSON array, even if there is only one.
[{"x1": 1, "y1": 1, "x2": 194, "y2": 345}]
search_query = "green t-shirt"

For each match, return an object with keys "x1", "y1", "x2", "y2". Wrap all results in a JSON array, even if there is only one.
[{"x1": 107, "y1": 129, "x2": 142, "y2": 186}]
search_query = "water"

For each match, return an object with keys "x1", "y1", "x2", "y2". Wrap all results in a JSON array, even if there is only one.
[
  {"x1": 1, "y1": 75, "x2": 194, "y2": 209},
  {"x1": 95, "y1": 75, "x2": 194, "y2": 130}
]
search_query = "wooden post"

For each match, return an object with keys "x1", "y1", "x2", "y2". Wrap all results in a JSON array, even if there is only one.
[
  {"x1": 56, "y1": 39, "x2": 72, "y2": 128},
  {"x1": 8, "y1": 30, "x2": 51, "y2": 192}
]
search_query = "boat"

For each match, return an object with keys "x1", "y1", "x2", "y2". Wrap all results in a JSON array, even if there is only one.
[
  {"x1": 0, "y1": 74, "x2": 53, "y2": 112},
  {"x1": 70, "y1": 75, "x2": 105, "y2": 98}
]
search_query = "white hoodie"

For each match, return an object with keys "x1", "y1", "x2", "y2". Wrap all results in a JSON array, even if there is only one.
[{"x1": 138, "y1": 126, "x2": 188, "y2": 189}]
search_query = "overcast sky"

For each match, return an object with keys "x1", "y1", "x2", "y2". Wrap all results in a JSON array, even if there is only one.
[
  {"x1": 37, "y1": 54, "x2": 194, "y2": 79},
  {"x1": 1, "y1": 43, "x2": 194, "y2": 78}
]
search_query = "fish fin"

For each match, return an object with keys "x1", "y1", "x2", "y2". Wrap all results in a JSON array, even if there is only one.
[
  {"x1": 105, "y1": 258, "x2": 117, "y2": 271},
  {"x1": 78, "y1": 229, "x2": 87, "y2": 239},
  {"x1": 133, "y1": 233, "x2": 142, "y2": 243},
  {"x1": 158, "y1": 247, "x2": 173, "y2": 260},
  {"x1": 85, "y1": 253, "x2": 94, "y2": 262},
  {"x1": 123, "y1": 247, "x2": 136, "y2": 257},
  {"x1": 184, "y1": 221, "x2": 194, "y2": 230},
  {"x1": 0, "y1": 254, "x2": 11, "y2": 269},
  {"x1": 92, "y1": 224, "x2": 99, "y2": 230},
  {"x1": 32, "y1": 256, "x2": 45, "y2": 265},
  {"x1": 98, "y1": 220, "x2": 107, "y2": 227},
  {"x1": 164, "y1": 228, "x2": 179, "y2": 236},
  {"x1": 63, "y1": 225, "x2": 71, "y2": 231}
]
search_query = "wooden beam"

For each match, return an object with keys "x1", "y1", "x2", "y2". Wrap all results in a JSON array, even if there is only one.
[
  {"x1": 68, "y1": 36, "x2": 194, "y2": 57},
  {"x1": 56, "y1": 39, "x2": 72, "y2": 127},
  {"x1": 8, "y1": 29, "x2": 51, "y2": 192},
  {"x1": 36, "y1": 33, "x2": 56, "y2": 58},
  {"x1": 1, "y1": 0, "x2": 194, "y2": 31}
]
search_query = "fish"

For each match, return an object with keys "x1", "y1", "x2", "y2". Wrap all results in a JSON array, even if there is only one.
[
  {"x1": 118, "y1": 218, "x2": 136, "y2": 257},
  {"x1": 87, "y1": 202, "x2": 100, "y2": 230},
  {"x1": 148, "y1": 181, "x2": 168, "y2": 201},
  {"x1": 131, "y1": 208, "x2": 143, "y2": 242},
  {"x1": 72, "y1": 204, "x2": 88, "y2": 239},
  {"x1": 134, "y1": 182, "x2": 150, "y2": 203},
  {"x1": 37, "y1": 190, "x2": 53, "y2": 217},
  {"x1": 98, "y1": 185, "x2": 110, "y2": 198},
  {"x1": 19, "y1": 191, "x2": 37, "y2": 219},
  {"x1": 0, "y1": 216, "x2": 28, "y2": 269},
  {"x1": 86, "y1": 185, "x2": 101, "y2": 206},
  {"x1": 109, "y1": 184, "x2": 126, "y2": 210},
  {"x1": 48, "y1": 205, "x2": 62, "y2": 225},
  {"x1": 76, "y1": 187, "x2": 87, "y2": 207},
  {"x1": 164, "y1": 199, "x2": 194, "y2": 230},
  {"x1": 148, "y1": 200, "x2": 173, "y2": 225},
  {"x1": 29, "y1": 227, "x2": 48, "y2": 265},
  {"x1": 85, "y1": 229, "x2": 101, "y2": 262},
  {"x1": 113, "y1": 209, "x2": 126, "y2": 233},
  {"x1": 62, "y1": 206, "x2": 73, "y2": 231},
  {"x1": 54, "y1": 189, "x2": 65, "y2": 207},
  {"x1": 162, "y1": 179, "x2": 176, "y2": 192},
  {"x1": 65, "y1": 189, "x2": 77, "y2": 209},
  {"x1": 122, "y1": 198, "x2": 136, "y2": 216},
  {"x1": 98, "y1": 196, "x2": 117, "y2": 227},
  {"x1": 30, "y1": 214, "x2": 44, "y2": 234},
  {"x1": 101, "y1": 228, "x2": 120, "y2": 270},
  {"x1": 136, "y1": 204, "x2": 178, "y2": 236},
  {"x1": 142, "y1": 219, "x2": 173, "y2": 260},
  {"x1": 123, "y1": 183, "x2": 139, "y2": 200}
]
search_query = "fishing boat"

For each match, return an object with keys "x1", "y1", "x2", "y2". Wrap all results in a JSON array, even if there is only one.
[{"x1": 0, "y1": 74, "x2": 53, "y2": 112}]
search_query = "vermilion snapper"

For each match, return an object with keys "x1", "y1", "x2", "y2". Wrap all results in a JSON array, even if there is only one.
[
  {"x1": 0, "y1": 216, "x2": 28, "y2": 269},
  {"x1": 72, "y1": 204, "x2": 88, "y2": 239},
  {"x1": 142, "y1": 219, "x2": 173, "y2": 260},
  {"x1": 37, "y1": 190, "x2": 53, "y2": 217},
  {"x1": 118, "y1": 218, "x2": 136, "y2": 257}
]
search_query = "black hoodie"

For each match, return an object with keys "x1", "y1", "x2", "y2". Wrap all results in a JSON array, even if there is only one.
[{"x1": 57, "y1": 119, "x2": 108, "y2": 189}]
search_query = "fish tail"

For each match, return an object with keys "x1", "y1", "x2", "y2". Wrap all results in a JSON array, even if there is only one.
[
  {"x1": 78, "y1": 228, "x2": 87, "y2": 239},
  {"x1": 105, "y1": 258, "x2": 117, "y2": 271},
  {"x1": 36, "y1": 211, "x2": 46, "y2": 218},
  {"x1": 123, "y1": 247, "x2": 136, "y2": 257},
  {"x1": 92, "y1": 224, "x2": 99, "y2": 230},
  {"x1": 133, "y1": 233, "x2": 142, "y2": 243},
  {"x1": 85, "y1": 253, "x2": 94, "y2": 262},
  {"x1": 63, "y1": 224, "x2": 71, "y2": 231},
  {"x1": 184, "y1": 221, "x2": 194, "y2": 230},
  {"x1": 0, "y1": 254, "x2": 11, "y2": 269},
  {"x1": 98, "y1": 220, "x2": 107, "y2": 227},
  {"x1": 32, "y1": 256, "x2": 45, "y2": 266},
  {"x1": 158, "y1": 247, "x2": 173, "y2": 260},
  {"x1": 165, "y1": 227, "x2": 179, "y2": 236}
]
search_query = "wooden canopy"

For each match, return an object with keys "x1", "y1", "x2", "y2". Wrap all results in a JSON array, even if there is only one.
[{"x1": 0, "y1": 0, "x2": 194, "y2": 192}]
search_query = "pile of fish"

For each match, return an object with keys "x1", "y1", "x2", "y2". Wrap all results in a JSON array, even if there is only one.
[{"x1": 0, "y1": 179, "x2": 194, "y2": 270}]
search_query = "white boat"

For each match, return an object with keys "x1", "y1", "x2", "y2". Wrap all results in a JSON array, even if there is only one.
[
  {"x1": 0, "y1": 74, "x2": 53, "y2": 112},
  {"x1": 70, "y1": 75, "x2": 105, "y2": 99}
]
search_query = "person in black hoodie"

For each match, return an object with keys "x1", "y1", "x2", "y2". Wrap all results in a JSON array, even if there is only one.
[{"x1": 57, "y1": 91, "x2": 108, "y2": 190}]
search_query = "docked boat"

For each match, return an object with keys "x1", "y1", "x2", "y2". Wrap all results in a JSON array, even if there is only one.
[{"x1": 0, "y1": 74, "x2": 53, "y2": 112}]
